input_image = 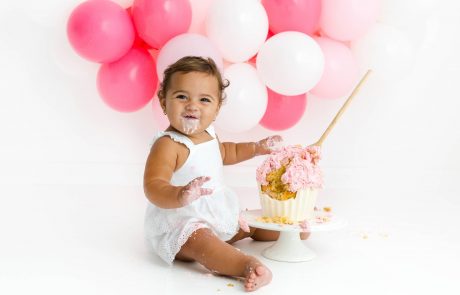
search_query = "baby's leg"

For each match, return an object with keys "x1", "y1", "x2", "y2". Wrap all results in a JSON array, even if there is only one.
[
  {"x1": 225, "y1": 227, "x2": 256, "y2": 244},
  {"x1": 176, "y1": 228, "x2": 272, "y2": 291},
  {"x1": 251, "y1": 229, "x2": 310, "y2": 241}
]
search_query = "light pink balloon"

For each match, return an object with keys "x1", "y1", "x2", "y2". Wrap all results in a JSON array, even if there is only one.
[
  {"x1": 260, "y1": 89, "x2": 307, "y2": 131},
  {"x1": 310, "y1": 37, "x2": 358, "y2": 99},
  {"x1": 97, "y1": 48, "x2": 158, "y2": 112},
  {"x1": 67, "y1": 0, "x2": 135, "y2": 63},
  {"x1": 156, "y1": 33, "x2": 223, "y2": 81},
  {"x1": 262, "y1": 0, "x2": 321, "y2": 35},
  {"x1": 132, "y1": 0, "x2": 192, "y2": 49},
  {"x1": 188, "y1": 0, "x2": 214, "y2": 34},
  {"x1": 320, "y1": 0, "x2": 380, "y2": 41}
]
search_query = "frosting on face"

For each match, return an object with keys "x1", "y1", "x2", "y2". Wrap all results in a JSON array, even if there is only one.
[
  {"x1": 180, "y1": 116, "x2": 200, "y2": 135},
  {"x1": 256, "y1": 145, "x2": 324, "y2": 192}
]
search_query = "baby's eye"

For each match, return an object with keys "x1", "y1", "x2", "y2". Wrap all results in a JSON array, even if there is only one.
[
  {"x1": 200, "y1": 97, "x2": 211, "y2": 103},
  {"x1": 176, "y1": 94, "x2": 187, "y2": 100}
]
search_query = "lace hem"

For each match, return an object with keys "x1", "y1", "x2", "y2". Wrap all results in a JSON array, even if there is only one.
[
  {"x1": 151, "y1": 220, "x2": 239, "y2": 265},
  {"x1": 163, "y1": 222, "x2": 208, "y2": 264}
]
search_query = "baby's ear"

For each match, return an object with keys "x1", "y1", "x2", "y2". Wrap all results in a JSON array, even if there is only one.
[{"x1": 159, "y1": 96, "x2": 166, "y2": 109}]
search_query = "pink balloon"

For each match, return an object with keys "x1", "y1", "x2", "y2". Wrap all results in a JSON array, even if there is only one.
[
  {"x1": 260, "y1": 89, "x2": 307, "y2": 131},
  {"x1": 132, "y1": 0, "x2": 192, "y2": 49},
  {"x1": 97, "y1": 48, "x2": 158, "y2": 112},
  {"x1": 262, "y1": 0, "x2": 321, "y2": 35},
  {"x1": 126, "y1": 7, "x2": 152, "y2": 50},
  {"x1": 67, "y1": 0, "x2": 135, "y2": 63},
  {"x1": 320, "y1": 0, "x2": 380, "y2": 41},
  {"x1": 310, "y1": 37, "x2": 358, "y2": 99},
  {"x1": 156, "y1": 33, "x2": 223, "y2": 81}
]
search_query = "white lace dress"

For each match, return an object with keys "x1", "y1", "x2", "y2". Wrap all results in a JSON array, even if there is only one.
[{"x1": 144, "y1": 126, "x2": 240, "y2": 265}]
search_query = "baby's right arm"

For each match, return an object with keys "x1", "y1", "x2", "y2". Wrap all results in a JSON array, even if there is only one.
[{"x1": 143, "y1": 137, "x2": 212, "y2": 209}]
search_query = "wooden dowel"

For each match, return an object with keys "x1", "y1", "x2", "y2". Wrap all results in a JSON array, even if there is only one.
[{"x1": 314, "y1": 69, "x2": 372, "y2": 147}]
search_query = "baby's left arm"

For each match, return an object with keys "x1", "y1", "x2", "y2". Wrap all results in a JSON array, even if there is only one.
[{"x1": 219, "y1": 135, "x2": 282, "y2": 165}]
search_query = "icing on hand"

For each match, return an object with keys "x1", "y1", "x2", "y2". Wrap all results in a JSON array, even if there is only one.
[
  {"x1": 255, "y1": 135, "x2": 283, "y2": 155},
  {"x1": 179, "y1": 176, "x2": 213, "y2": 206}
]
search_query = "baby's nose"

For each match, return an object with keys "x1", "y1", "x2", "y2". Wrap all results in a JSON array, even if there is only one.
[{"x1": 185, "y1": 101, "x2": 199, "y2": 111}]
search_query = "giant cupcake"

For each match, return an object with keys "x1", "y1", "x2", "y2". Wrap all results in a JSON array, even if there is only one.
[{"x1": 256, "y1": 145, "x2": 324, "y2": 222}]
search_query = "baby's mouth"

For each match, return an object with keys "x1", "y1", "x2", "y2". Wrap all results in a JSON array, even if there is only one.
[
  {"x1": 182, "y1": 114, "x2": 199, "y2": 120},
  {"x1": 180, "y1": 114, "x2": 200, "y2": 134}
]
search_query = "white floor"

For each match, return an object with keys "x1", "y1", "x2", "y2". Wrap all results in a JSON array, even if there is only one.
[{"x1": 1, "y1": 177, "x2": 459, "y2": 294}]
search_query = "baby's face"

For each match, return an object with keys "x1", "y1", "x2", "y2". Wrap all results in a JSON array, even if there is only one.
[{"x1": 161, "y1": 71, "x2": 220, "y2": 135}]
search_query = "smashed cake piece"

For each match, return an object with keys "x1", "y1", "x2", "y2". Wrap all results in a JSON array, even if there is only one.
[
  {"x1": 256, "y1": 216, "x2": 294, "y2": 225},
  {"x1": 323, "y1": 206, "x2": 332, "y2": 212}
]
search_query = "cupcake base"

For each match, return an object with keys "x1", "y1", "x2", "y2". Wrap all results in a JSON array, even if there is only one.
[{"x1": 259, "y1": 188, "x2": 318, "y2": 222}]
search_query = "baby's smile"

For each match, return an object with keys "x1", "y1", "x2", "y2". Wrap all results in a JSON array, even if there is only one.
[
  {"x1": 180, "y1": 114, "x2": 200, "y2": 134},
  {"x1": 182, "y1": 113, "x2": 200, "y2": 120}
]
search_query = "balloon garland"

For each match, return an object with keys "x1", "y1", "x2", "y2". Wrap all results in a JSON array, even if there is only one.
[{"x1": 67, "y1": 0, "x2": 421, "y2": 131}]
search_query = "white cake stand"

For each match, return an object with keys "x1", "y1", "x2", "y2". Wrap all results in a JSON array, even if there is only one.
[{"x1": 241, "y1": 209, "x2": 347, "y2": 263}]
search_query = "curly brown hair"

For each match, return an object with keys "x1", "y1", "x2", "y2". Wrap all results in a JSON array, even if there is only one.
[{"x1": 157, "y1": 56, "x2": 229, "y2": 106}]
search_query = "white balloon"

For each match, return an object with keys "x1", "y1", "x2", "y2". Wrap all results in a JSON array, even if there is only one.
[
  {"x1": 378, "y1": 0, "x2": 439, "y2": 49},
  {"x1": 351, "y1": 23, "x2": 415, "y2": 82},
  {"x1": 379, "y1": 0, "x2": 438, "y2": 27},
  {"x1": 256, "y1": 31, "x2": 324, "y2": 96},
  {"x1": 205, "y1": 0, "x2": 268, "y2": 63},
  {"x1": 215, "y1": 63, "x2": 268, "y2": 133}
]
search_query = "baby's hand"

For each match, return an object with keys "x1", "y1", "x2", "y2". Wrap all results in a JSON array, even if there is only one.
[
  {"x1": 178, "y1": 176, "x2": 213, "y2": 206},
  {"x1": 255, "y1": 135, "x2": 283, "y2": 155}
]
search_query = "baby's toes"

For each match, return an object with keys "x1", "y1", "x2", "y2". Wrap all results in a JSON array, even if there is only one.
[{"x1": 245, "y1": 282, "x2": 253, "y2": 290}]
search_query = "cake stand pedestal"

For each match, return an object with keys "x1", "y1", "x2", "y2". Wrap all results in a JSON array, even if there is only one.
[{"x1": 241, "y1": 209, "x2": 347, "y2": 263}]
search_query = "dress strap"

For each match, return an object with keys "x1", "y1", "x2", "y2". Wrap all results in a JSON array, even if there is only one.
[
  {"x1": 151, "y1": 131, "x2": 195, "y2": 150},
  {"x1": 205, "y1": 124, "x2": 216, "y2": 138}
]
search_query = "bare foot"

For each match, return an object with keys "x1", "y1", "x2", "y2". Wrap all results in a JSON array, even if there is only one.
[{"x1": 243, "y1": 258, "x2": 272, "y2": 292}]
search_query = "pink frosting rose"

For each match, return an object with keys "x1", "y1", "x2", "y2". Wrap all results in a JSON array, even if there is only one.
[{"x1": 256, "y1": 145, "x2": 324, "y2": 191}]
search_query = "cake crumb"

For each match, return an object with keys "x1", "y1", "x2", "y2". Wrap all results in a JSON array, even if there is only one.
[
  {"x1": 227, "y1": 283, "x2": 234, "y2": 287},
  {"x1": 257, "y1": 216, "x2": 294, "y2": 225},
  {"x1": 323, "y1": 206, "x2": 332, "y2": 212},
  {"x1": 362, "y1": 234, "x2": 368, "y2": 239},
  {"x1": 314, "y1": 216, "x2": 331, "y2": 223}
]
